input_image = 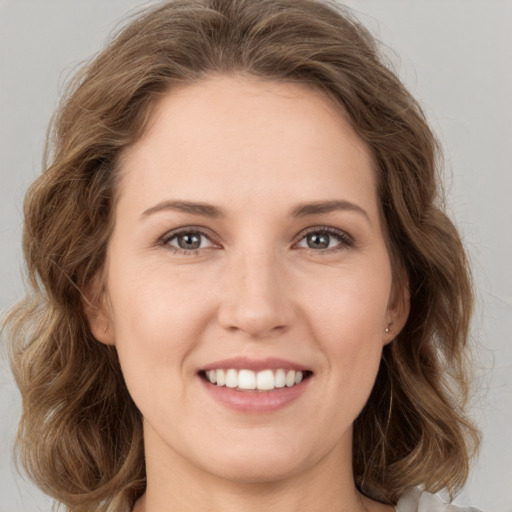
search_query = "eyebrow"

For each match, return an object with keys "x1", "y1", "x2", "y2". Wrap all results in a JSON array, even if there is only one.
[
  {"x1": 289, "y1": 200, "x2": 370, "y2": 222},
  {"x1": 141, "y1": 200, "x2": 224, "y2": 219},
  {"x1": 140, "y1": 199, "x2": 369, "y2": 222}
]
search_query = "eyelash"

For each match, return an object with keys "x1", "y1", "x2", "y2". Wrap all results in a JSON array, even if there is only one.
[
  {"x1": 159, "y1": 226, "x2": 354, "y2": 256},
  {"x1": 296, "y1": 226, "x2": 354, "y2": 253},
  {"x1": 160, "y1": 227, "x2": 215, "y2": 256}
]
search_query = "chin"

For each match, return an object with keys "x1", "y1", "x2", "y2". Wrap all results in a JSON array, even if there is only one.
[
  {"x1": 193, "y1": 435, "x2": 320, "y2": 484},
  {"x1": 204, "y1": 455, "x2": 307, "y2": 484}
]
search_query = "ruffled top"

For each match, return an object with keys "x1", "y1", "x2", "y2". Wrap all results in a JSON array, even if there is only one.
[{"x1": 396, "y1": 488, "x2": 481, "y2": 512}]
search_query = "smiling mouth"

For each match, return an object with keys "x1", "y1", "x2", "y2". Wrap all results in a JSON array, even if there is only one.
[{"x1": 199, "y1": 368, "x2": 313, "y2": 391}]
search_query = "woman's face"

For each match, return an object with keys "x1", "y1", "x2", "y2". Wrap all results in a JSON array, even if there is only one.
[{"x1": 89, "y1": 75, "x2": 408, "y2": 484}]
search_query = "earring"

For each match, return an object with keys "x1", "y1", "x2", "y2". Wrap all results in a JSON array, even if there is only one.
[{"x1": 385, "y1": 326, "x2": 390, "y2": 333}]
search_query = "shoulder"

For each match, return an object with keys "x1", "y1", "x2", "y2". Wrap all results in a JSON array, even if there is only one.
[{"x1": 396, "y1": 488, "x2": 482, "y2": 512}]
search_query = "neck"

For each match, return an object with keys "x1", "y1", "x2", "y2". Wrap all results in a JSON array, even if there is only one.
[
  {"x1": 135, "y1": 424, "x2": 371, "y2": 512},
  {"x1": 135, "y1": 490, "x2": 369, "y2": 512},
  {"x1": 135, "y1": 479, "x2": 367, "y2": 512}
]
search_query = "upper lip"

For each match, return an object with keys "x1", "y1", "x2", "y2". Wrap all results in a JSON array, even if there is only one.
[{"x1": 200, "y1": 357, "x2": 311, "y2": 373}]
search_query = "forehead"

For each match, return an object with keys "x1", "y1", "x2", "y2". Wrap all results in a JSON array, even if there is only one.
[{"x1": 117, "y1": 75, "x2": 377, "y2": 217}]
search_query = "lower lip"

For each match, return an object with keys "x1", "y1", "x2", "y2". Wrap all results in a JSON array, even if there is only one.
[{"x1": 199, "y1": 376, "x2": 311, "y2": 413}]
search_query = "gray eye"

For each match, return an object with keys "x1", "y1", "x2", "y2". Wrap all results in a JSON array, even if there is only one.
[
  {"x1": 172, "y1": 232, "x2": 204, "y2": 250},
  {"x1": 306, "y1": 232, "x2": 331, "y2": 249}
]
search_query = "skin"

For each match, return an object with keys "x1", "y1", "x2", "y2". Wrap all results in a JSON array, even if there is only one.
[{"x1": 87, "y1": 75, "x2": 409, "y2": 512}]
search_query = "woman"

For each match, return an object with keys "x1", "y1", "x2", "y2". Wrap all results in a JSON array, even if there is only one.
[{"x1": 4, "y1": 0, "x2": 481, "y2": 511}]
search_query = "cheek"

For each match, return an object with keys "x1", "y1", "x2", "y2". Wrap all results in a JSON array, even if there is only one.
[
  {"x1": 307, "y1": 263, "x2": 391, "y2": 386},
  {"x1": 312, "y1": 266, "x2": 390, "y2": 340},
  {"x1": 109, "y1": 255, "x2": 211, "y2": 340},
  {"x1": 105, "y1": 263, "x2": 213, "y2": 406}
]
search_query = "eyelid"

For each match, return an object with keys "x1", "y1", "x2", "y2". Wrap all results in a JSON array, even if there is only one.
[
  {"x1": 293, "y1": 226, "x2": 354, "y2": 251},
  {"x1": 159, "y1": 226, "x2": 221, "y2": 253},
  {"x1": 157, "y1": 224, "x2": 354, "y2": 255}
]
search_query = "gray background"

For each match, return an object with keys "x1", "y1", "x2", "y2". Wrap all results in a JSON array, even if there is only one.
[{"x1": 1, "y1": 1, "x2": 511, "y2": 511}]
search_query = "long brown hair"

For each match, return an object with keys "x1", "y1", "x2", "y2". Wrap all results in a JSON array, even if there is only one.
[{"x1": 4, "y1": 0, "x2": 479, "y2": 510}]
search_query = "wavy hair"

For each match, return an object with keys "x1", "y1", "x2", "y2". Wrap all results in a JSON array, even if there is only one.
[{"x1": 3, "y1": 0, "x2": 479, "y2": 510}]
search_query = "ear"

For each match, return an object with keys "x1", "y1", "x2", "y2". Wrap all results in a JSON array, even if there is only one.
[
  {"x1": 82, "y1": 273, "x2": 115, "y2": 346},
  {"x1": 383, "y1": 278, "x2": 410, "y2": 346}
]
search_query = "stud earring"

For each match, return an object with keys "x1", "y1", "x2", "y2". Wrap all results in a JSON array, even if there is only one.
[{"x1": 385, "y1": 327, "x2": 390, "y2": 333}]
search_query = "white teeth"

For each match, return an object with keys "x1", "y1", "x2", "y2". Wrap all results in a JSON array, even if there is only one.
[
  {"x1": 204, "y1": 368, "x2": 308, "y2": 390},
  {"x1": 275, "y1": 369, "x2": 286, "y2": 388},
  {"x1": 256, "y1": 369, "x2": 274, "y2": 390},
  {"x1": 238, "y1": 369, "x2": 256, "y2": 390},
  {"x1": 225, "y1": 369, "x2": 238, "y2": 388},
  {"x1": 285, "y1": 370, "x2": 296, "y2": 387}
]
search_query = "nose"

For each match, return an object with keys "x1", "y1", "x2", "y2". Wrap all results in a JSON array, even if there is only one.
[{"x1": 217, "y1": 248, "x2": 295, "y2": 339}]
